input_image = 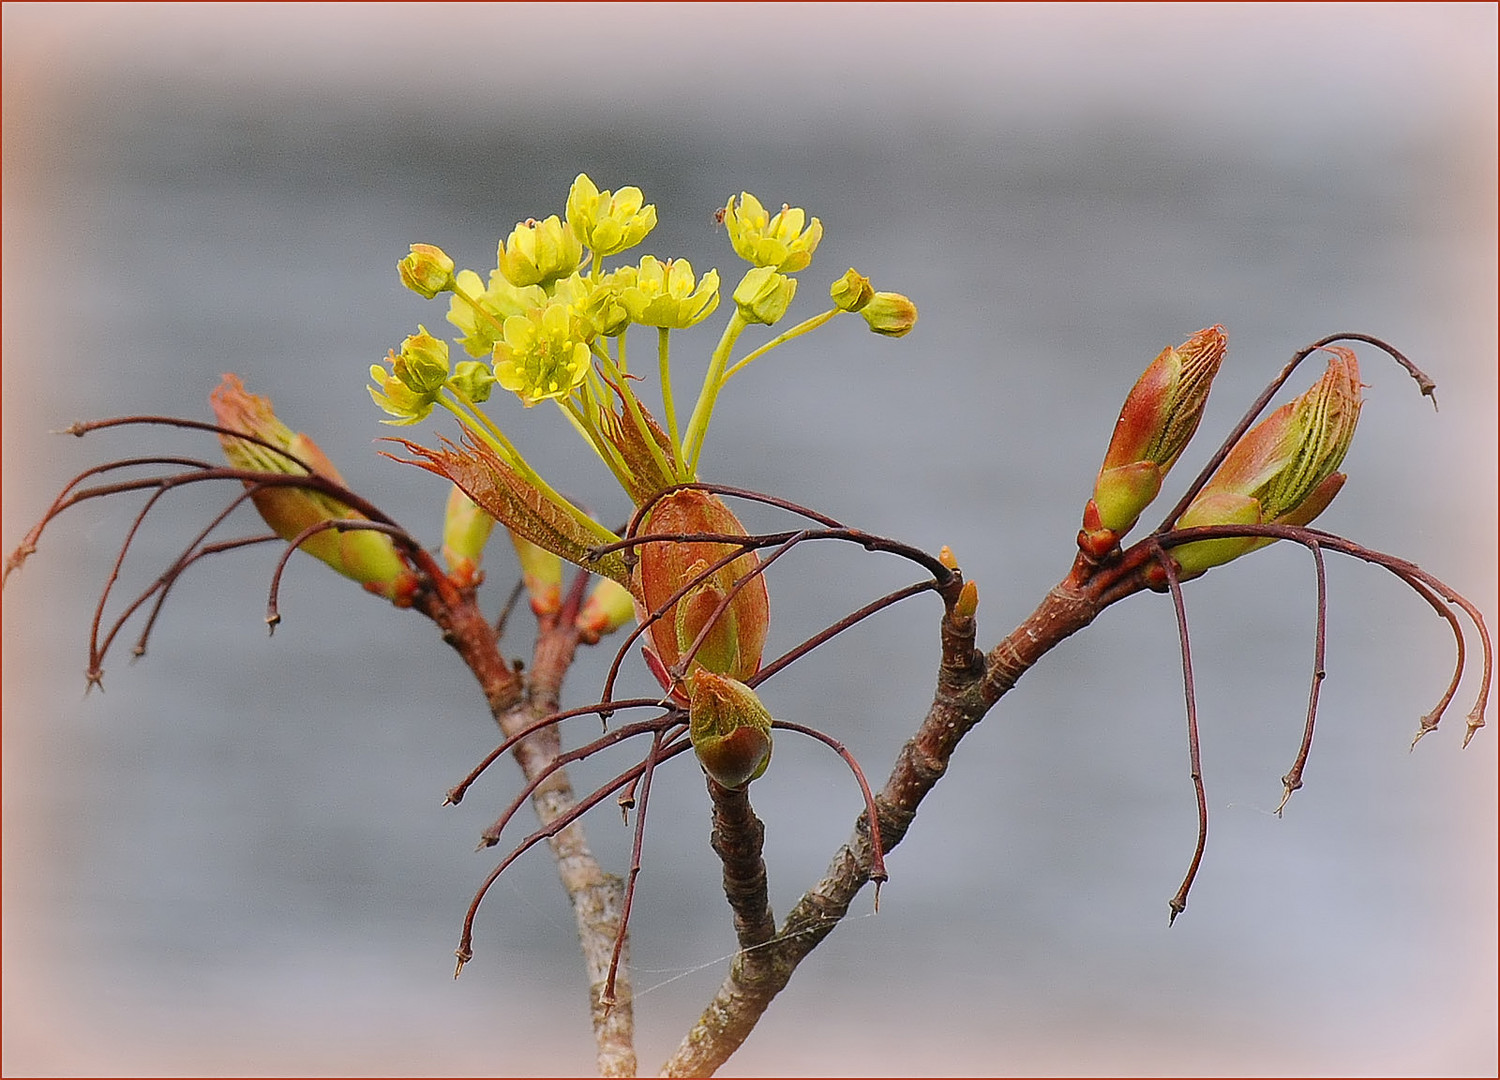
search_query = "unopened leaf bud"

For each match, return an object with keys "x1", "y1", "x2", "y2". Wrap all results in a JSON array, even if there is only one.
[
  {"x1": 955, "y1": 579, "x2": 979, "y2": 620},
  {"x1": 576, "y1": 578, "x2": 636, "y2": 643},
  {"x1": 938, "y1": 545, "x2": 959, "y2": 570},
  {"x1": 398, "y1": 243, "x2": 456, "y2": 299},
  {"x1": 1086, "y1": 326, "x2": 1227, "y2": 551},
  {"x1": 442, "y1": 484, "x2": 495, "y2": 587},
  {"x1": 688, "y1": 671, "x2": 774, "y2": 789},
  {"x1": 859, "y1": 292, "x2": 918, "y2": 337},
  {"x1": 507, "y1": 528, "x2": 564, "y2": 616},
  {"x1": 211, "y1": 374, "x2": 415, "y2": 601},
  {"x1": 634, "y1": 489, "x2": 769, "y2": 689}
]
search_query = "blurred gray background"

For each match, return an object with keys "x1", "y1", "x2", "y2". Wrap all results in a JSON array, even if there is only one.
[{"x1": 3, "y1": 4, "x2": 1495, "y2": 1075}]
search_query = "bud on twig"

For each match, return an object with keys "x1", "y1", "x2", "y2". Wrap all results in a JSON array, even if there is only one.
[
  {"x1": 1081, "y1": 326, "x2": 1226, "y2": 557},
  {"x1": 688, "y1": 670, "x2": 774, "y2": 789},
  {"x1": 210, "y1": 374, "x2": 415, "y2": 600},
  {"x1": 1165, "y1": 346, "x2": 1363, "y2": 581}
]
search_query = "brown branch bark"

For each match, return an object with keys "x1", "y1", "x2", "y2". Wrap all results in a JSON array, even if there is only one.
[
  {"x1": 660, "y1": 559, "x2": 1133, "y2": 1076},
  {"x1": 421, "y1": 582, "x2": 638, "y2": 1076}
]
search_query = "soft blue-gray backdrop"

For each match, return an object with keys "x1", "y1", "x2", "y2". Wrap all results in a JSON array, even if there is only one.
[{"x1": 3, "y1": 4, "x2": 1495, "y2": 1075}]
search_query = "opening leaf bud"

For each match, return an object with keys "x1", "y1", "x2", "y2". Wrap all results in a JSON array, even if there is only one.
[{"x1": 1165, "y1": 346, "x2": 1362, "y2": 581}]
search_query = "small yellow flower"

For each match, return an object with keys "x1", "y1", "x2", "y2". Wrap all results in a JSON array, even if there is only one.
[
  {"x1": 566, "y1": 173, "x2": 657, "y2": 258},
  {"x1": 723, "y1": 192, "x2": 823, "y2": 273},
  {"x1": 491, "y1": 301, "x2": 592, "y2": 406},
  {"x1": 447, "y1": 269, "x2": 547, "y2": 357},
  {"x1": 496, "y1": 215, "x2": 584, "y2": 289},
  {"x1": 552, "y1": 272, "x2": 630, "y2": 338},
  {"x1": 618, "y1": 256, "x2": 721, "y2": 329}
]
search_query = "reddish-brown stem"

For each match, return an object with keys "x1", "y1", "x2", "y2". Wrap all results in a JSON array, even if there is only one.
[
  {"x1": 604, "y1": 727, "x2": 673, "y2": 1009},
  {"x1": 706, "y1": 776, "x2": 777, "y2": 953},
  {"x1": 1277, "y1": 540, "x2": 1328, "y2": 815},
  {"x1": 1153, "y1": 544, "x2": 1208, "y2": 925}
]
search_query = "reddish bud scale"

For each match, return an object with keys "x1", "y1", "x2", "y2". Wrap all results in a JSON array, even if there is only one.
[{"x1": 632, "y1": 489, "x2": 769, "y2": 692}]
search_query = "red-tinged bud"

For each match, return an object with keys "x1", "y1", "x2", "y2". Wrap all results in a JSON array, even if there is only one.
[
  {"x1": 1085, "y1": 326, "x2": 1227, "y2": 551},
  {"x1": 688, "y1": 670, "x2": 774, "y2": 789},
  {"x1": 632, "y1": 489, "x2": 769, "y2": 692},
  {"x1": 441, "y1": 484, "x2": 495, "y2": 587},
  {"x1": 210, "y1": 374, "x2": 416, "y2": 601},
  {"x1": 1163, "y1": 347, "x2": 1363, "y2": 583},
  {"x1": 508, "y1": 529, "x2": 563, "y2": 616},
  {"x1": 576, "y1": 578, "x2": 636, "y2": 644}
]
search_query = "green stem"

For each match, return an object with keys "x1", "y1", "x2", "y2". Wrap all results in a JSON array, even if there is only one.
[
  {"x1": 722, "y1": 308, "x2": 841, "y2": 382},
  {"x1": 594, "y1": 339, "x2": 677, "y2": 486},
  {"x1": 451, "y1": 278, "x2": 507, "y2": 337},
  {"x1": 658, "y1": 327, "x2": 686, "y2": 477},
  {"x1": 682, "y1": 311, "x2": 749, "y2": 476},
  {"x1": 560, "y1": 392, "x2": 637, "y2": 496}
]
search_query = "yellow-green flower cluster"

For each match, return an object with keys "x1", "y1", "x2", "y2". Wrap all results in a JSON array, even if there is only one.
[{"x1": 377, "y1": 172, "x2": 919, "y2": 544}]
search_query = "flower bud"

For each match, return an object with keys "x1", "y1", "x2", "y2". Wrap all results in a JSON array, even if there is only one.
[
  {"x1": 732, "y1": 265, "x2": 797, "y2": 326},
  {"x1": 1164, "y1": 347, "x2": 1363, "y2": 581},
  {"x1": 398, "y1": 243, "x2": 456, "y2": 299},
  {"x1": 566, "y1": 173, "x2": 657, "y2": 258},
  {"x1": 508, "y1": 528, "x2": 564, "y2": 616},
  {"x1": 496, "y1": 215, "x2": 583, "y2": 289},
  {"x1": 688, "y1": 670, "x2": 773, "y2": 789},
  {"x1": 211, "y1": 374, "x2": 415, "y2": 602},
  {"x1": 632, "y1": 489, "x2": 770, "y2": 691},
  {"x1": 859, "y1": 292, "x2": 918, "y2": 337},
  {"x1": 448, "y1": 360, "x2": 497, "y2": 404},
  {"x1": 394, "y1": 325, "x2": 451, "y2": 396},
  {"x1": 723, "y1": 192, "x2": 822, "y2": 273},
  {"x1": 576, "y1": 577, "x2": 636, "y2": 643},
  {"x1": 1083, "y1": 326, "x2": 1227, "y2": 556},
  {"x1": 830, "y1": 268, "x2": 874, "y2": 313},
  {"x1": 442, "y1": 484, "x2": 495, "y2": 587}
]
